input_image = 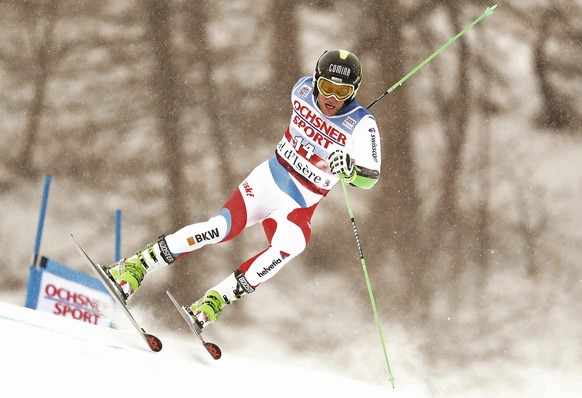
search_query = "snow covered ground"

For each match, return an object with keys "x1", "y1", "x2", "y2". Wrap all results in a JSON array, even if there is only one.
[
  {"x1": 1, "y1": 301, "x2": 391, "y2": 397},
  {"x1": 2, "y1": 299, "x2": 581, "y2": 398}
]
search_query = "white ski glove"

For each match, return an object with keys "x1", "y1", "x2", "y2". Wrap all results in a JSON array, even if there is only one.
[{"x1": 328, "y1": 150, "x2": 355, "y2": 180}]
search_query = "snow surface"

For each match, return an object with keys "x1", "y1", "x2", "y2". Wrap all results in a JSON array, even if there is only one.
[
  {"x1": 1, "y1": 301, "x2": 391, "y2": 397},
  {"x1": 2, "y1": 300, "x2": 581, "y2": 398}
]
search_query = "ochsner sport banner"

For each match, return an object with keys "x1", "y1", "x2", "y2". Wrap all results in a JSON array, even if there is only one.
[{"x1": 25, "y1": 256, "x2": 116, "y2": 328}]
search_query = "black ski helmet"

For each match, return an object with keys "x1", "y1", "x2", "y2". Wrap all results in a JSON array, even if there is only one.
[{"x1": 314, "y1": 49, "x2": 362, "y2": 103}]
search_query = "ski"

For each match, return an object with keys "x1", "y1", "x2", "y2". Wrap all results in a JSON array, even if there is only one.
[
  {"x1": 166, "y1": 290, "x2": 222, "y2": 360},
  {"x1": 71, "y1": 234, "x2": 163, "y2": 352}
]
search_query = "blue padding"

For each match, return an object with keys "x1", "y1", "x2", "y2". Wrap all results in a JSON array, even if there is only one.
[
  {"x1": 217, "y1": 207, "x2": 232, "y2": 238},
  {"x1": 24, "y1": 266, "x2": 43, "y2": 309},
  {"x1": 268, "y1": 157, "x2": 306, "y2": 208}
]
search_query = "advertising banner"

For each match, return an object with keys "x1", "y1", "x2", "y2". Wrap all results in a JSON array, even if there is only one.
[{"x1": 25, "y1": 256, "x2": 116, "y2": 328}]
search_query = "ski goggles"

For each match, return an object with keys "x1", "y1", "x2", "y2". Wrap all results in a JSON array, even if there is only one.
[{"x1": 316, "y1": 77, "x2": 355, "y2": 101}]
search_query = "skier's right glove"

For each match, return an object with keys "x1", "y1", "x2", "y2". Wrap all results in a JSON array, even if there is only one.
[{"x1": 328, "y1": 150, "x2": 356, "y2": 182}]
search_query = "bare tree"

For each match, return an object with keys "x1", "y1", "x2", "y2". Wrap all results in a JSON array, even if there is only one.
[
  {"x1": 269, "y1": 0, "x2": 301, "y2": 119},
  {"x1": 430, "y1": 3, "x2": 473, "y2": 309},
  {"x1": 15, "y1": 1, "x2": 58, "y2": 179},
  {"x1": 145, "y1": 0, "x2": 189, "y2": 232},
  {"x1": 532, "y1": 4, "x2": 582, "y2": 130},
  {"x1": 356, "y1": 0, "x2": 425, "y2": 316},
  {"x1": 184, "y1": 1, "x2": 237, "y2": 195}
]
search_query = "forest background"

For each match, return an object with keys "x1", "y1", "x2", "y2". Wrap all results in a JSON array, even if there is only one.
[{"x1": 1, "y1": 0, "x2": 580, "y2": 392}]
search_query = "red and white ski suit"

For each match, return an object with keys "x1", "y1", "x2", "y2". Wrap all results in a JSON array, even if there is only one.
[{"x1": 165, "y1": 76, "x2": 381, "y2": 288}]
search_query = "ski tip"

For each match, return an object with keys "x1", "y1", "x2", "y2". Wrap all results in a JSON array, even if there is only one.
[
  {"x1": 146, "y1": 334, "x2": 163, "y2": 352},
  {"x1": 204, "y1": 342, "x2": 221, "y2": 360}
]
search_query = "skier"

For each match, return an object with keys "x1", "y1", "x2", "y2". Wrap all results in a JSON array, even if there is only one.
[{"x1": 107, "y1": 49, "x2": 381, "y2": 330}]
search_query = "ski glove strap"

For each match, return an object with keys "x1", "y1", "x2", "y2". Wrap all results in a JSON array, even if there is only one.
[{"x1": 328, "y1": 150, "x2": 355, "y2": 182}]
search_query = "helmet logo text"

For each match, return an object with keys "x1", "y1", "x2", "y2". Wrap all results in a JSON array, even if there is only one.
[{"x1": 328, "y1": 64, "x2": 351, "y2": 77}]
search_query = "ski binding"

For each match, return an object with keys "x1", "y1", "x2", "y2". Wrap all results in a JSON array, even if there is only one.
[
  {"x1": 71, "y1": 234, "x2": 163, "y2": 352},
  {"x1": 166, "y1": 290, "x2": 221, "y2": 360}
]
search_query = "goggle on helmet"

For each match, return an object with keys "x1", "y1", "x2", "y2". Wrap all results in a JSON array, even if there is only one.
[{"x1": 314, "y1": 49, "x2": 362, "y2": 103}]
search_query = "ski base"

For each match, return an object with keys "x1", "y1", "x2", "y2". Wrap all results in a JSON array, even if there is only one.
[
  {"x1": 166, "y1": 290, "x2": 221, "y2": 360},
  {"x1": 71, "y1": 234, "x2": 162, "y2": 352}
]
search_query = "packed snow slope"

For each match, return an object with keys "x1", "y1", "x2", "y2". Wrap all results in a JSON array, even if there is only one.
[
  {"x1": 0, "y1": 301, "x2": 389, "y2": 398},
  {"x1": 3, "y1": 300, "x2": 582, "y2": 398}
]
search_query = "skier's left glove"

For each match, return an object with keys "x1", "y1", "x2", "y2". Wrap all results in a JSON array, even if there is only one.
[{"x1": 328, "y1": 150, "x2": 356, "y2": 182}]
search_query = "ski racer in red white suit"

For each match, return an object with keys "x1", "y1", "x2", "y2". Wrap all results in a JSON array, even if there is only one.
[{"x1": 107, "y1": 49, "x2": 381, "y2": 329}]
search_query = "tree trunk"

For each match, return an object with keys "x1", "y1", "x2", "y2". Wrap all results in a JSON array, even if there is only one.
[
  {"x1": 146, "y1": 0, "x2": 187, "y2": 231},
  {"x1": 440, "y1": 4, "x2": 472, "y2": 311},
  {"x1": 185, "y1": 1, "x2": 236, "y2": 195},
  {"x1": 533, "y1": 7, "x2": 573, "y2": 129},
  {"x1": 18, "y1": 2, "x2": 58, "y2": 179},
  {"x1": 270, "y1": 0, "x2": 300, "y2": 120},
  {"x1": 359, "y1": 0, "x2": 424, "y2": 317}
]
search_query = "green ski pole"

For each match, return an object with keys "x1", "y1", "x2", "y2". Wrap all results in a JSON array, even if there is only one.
[
  {"x1": 366, "y1": 4, "x2": 498, "y2": 110},
  {"x1": 340, "y1": 179, "x2": 396, "y2": 387},
  {"x1": 341, "y1": 5, "x2": 498, "y2": 388}
]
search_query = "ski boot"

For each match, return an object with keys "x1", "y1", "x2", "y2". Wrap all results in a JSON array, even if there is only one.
[
  {"x1": 185, "y1": 290, "x2": 225, "y2": 329},
  {"x1": 107, "y1": 237, "x2": 175, "y2": 301},
  {"x1": 185, "y1": 270, "x2": 255, "y2": 329}
]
